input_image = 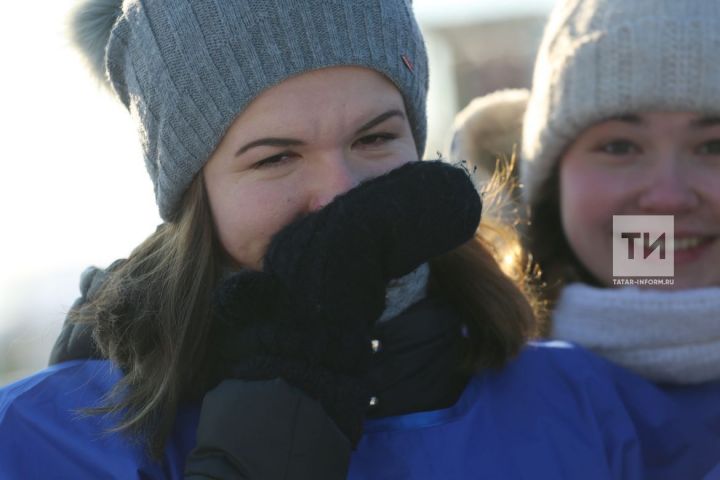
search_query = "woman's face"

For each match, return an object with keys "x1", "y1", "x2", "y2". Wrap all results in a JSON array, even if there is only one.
[
  {"x1": 203, "y1": 66, "x2": 418, "y2": 271},
  {"x1": 559, "y1": 112, "x2": 720, "y2": 289}
]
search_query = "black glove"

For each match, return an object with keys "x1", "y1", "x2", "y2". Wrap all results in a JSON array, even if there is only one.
[{"x1": 212, "y1": 160, "x2": 482, "y2": 444}]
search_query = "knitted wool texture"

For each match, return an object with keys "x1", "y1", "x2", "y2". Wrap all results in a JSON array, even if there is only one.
[
  {"x1": 213, "y1": 161, "x2": 482, "y2": 444},
  {"x1": 552, "y1": 283, "x2": 720, "y2": 385},
  {"x1": 71, "y1": 0, "x2": 429, "y2": 220},
  {"x1": 521, "y1": 0, "x2": 720, "y2": 205}
]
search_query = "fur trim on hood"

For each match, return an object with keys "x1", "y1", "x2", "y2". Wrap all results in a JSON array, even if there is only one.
[{"x1": 447, "y1": 89, "x2": 529, "y2": 179}]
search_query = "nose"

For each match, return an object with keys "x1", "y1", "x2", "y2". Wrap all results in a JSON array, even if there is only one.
[
  {"x1": 636, "y1": 157, "x2": 699, "y2": 213},
  {"x1": 308, "y1": 153, "x2": 364, "y2": 211}
]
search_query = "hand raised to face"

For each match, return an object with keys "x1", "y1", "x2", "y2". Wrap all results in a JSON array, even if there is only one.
[{"x1": 263, "y1": 160, "x2": 482, "y2": 325}]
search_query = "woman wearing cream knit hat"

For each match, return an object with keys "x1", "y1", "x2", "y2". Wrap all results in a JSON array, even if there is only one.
[
  {"x1": 519, "y1": 0, "x2": 720, "y2": 476},
  {"x1": 451, "y1": 0, "x2": 720, "y2": 475}
]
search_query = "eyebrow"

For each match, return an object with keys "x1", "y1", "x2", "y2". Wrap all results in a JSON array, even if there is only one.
[
  {"x1": 234, "y1": 109, "x2": 406, "y2": 157},
  {"x1": 606, "y1": 114, "x2": 644, "y2": 125},
  {"x1": 356, "y1": 109, "x2": 405, "y2": 134},
  {"x1": 235, "y1": 137, "x2": 305, "y2": 156},
  {"x1": 603, "y1": 114, "x2": 720, "y2": 129},
  {"x1": 689, "y1": 116, "x2": 720, "y2": 128}
]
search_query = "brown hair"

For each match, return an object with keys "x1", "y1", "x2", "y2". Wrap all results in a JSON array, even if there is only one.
[
  {"x1": 461, "y1": 153, "x2": 547, "y2": 330},
  {"x1": 430, "y1": 232, "x2": 539, "y2": 371},
  {"x1": 71, "y1": 171, "x2": 223, "y2": 456},
  {"x1": 525, "y1": 164, "x2": 602, "y2": 312},
  {"x1": 71, "y1": 168, "x2": 539, "y2": 457}
]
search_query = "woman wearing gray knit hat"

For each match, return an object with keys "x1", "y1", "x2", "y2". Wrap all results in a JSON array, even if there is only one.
[
  {"x1": 0, "y1": 0, "x2": 696, "y2": 478},
  {"x1": 517, "y1": 0, "x2": 720, "y2": 477}
]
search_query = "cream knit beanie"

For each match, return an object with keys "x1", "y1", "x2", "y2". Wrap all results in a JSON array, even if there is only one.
[{"x1": 521, "y1": 0, "x2": 720, "y2": 205}]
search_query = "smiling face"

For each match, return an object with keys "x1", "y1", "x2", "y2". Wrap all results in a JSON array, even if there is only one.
[
  {"x1": 203, "y1": 66, "x2": 418, "y2": 271},
  {"x1": 559, "y1": 111, "x2": 720, "y2": 289}
]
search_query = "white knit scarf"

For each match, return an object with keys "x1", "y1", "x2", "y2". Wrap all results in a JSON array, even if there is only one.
[
  {"x1": 551, "y1": 283, "x2": 720, "y2": 385},
  {"x1": 377, "y1": 264, "x2": 430, "y2": 324}
]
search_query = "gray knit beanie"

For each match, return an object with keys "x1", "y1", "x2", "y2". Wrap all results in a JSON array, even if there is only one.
[
  {"x1": 521, "y1": 0, "x2": 720, "y2": 205},
  {"x1": 70, "y1": 0, "x2": 428, "y2": 221}
]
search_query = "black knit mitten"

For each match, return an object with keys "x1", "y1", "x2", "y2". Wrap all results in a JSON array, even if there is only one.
[{"x1": 212, "y1": 160, "x2": 482, "y2": 444}]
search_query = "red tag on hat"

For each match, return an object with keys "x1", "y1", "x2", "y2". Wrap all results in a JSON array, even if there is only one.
[{"x1": 402, "y1": 54, "x2": 414, "y2": 73}]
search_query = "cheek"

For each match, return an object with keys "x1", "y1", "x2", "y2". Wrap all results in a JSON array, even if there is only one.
[
  {"x1": 560, "y1": 166, "x2": 607, "y2": 234},
  {"x1": 559, "y1": 161, "x2": 617, "y2": 269},
  {"x1": 369, "y1": 142, "x2": 418, "y2": 176},
  {"x1": 694, "y1": 171, "x2": 720, "y2": 215},
  {"x1": 209, "y1": 184, "x2": 301, "y2": 270},
  {"x1": 381, "y1": 154, "x2": 415, "y2": 174}
]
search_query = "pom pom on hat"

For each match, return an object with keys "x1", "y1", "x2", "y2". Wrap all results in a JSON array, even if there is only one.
[{"x1": 69, "y1": 0, "x2": 123, "y2": 85}]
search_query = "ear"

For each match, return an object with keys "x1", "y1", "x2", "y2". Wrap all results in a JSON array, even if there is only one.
[{"x1": 68, "y1": 0, "x2": 124, "y2": 84}]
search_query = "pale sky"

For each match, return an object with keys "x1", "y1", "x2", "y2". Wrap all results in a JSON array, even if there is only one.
[
  {"x1": 415, "y1": 0, "x2": 554, "y2": 24},
  {"x1": 0, "y1": 1, "x2": 160, "y2": 336},
  {"x1": 0, "y1": 0, "x2": 554, "y2": 337}
]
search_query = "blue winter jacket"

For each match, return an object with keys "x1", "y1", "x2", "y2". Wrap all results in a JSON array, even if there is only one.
[{"x1": 1, "y1": 341, "x2": 718, "y2": 479}]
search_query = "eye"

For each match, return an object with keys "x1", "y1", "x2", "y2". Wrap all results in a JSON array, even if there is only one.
[
  {"x1": 696, "y1": 139, "x2": 720, "y2": 155},
  {"x1": 252, "y1": 151, "x2": 297, "y2": 169},
  {"x1": 354, "y1": 133, "x2": 397, "y2": 148},
  {"x1": 596, "y1": 139, "x2": 641, "y2": 155}
]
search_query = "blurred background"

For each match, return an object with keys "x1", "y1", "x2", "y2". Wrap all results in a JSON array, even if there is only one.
[{"x1": 0, "y1": 0, "x2": 554, "y2": 385}]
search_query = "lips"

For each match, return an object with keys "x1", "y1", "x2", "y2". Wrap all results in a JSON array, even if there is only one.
[
  {"x1": 674, "y1": 236, "x2": 706, "y2": 251},
  {"x1": 673, "y1": 235, "x2": 717, "y2": 263}
]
